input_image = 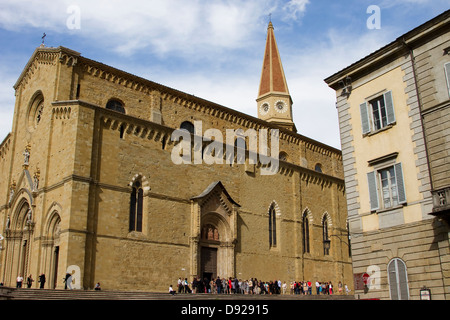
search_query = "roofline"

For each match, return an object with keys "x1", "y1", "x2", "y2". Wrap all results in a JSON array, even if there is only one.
[
  {"x1": 13, "y1": 46, "x2": 81, "y2": 90},
  {"x1": 324, "y1": 9, "x2": 450, "y2": 89},
  {"x1": 14, "y1": 46, "x2": 342, "y2": 155}
]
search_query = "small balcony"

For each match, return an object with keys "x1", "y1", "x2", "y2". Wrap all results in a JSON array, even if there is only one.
[{"x1": 431, "y1": 187, "x2": 450, "y2": 225}]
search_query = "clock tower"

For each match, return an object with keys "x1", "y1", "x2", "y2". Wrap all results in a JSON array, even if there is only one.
[{"x1": 257, "y1": 22, "x2": 296, "y2": 132}]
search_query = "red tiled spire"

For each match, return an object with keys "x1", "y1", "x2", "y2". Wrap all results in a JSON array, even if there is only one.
[{"x1": 258, "y1": 22, "x2": 290, "y2": 98}]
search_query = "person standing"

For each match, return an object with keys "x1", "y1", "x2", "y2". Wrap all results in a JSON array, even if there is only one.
[
  {"x1": 38, "y1": 274, "x2": 46, "y2": 289},
  {"x1": 16, "y1": 275, "x2": 23, "y2": 288},
  {"x1": 178, "y1": 277, "x2": 183, "y2": 293},
  {"x1": 215, "y1": 277, "x2": 222, "y2": 294},
  {"x1": 344, "y1": 284, "x2": 350, "y2": 295},
  {"x1": 27, "y1": 275, "x2": 34, "y2": 288}
]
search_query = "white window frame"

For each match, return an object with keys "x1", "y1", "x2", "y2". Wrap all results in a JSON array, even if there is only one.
[
  {"x1": 367, "y1": 160, "x2": 406, "y2": 212},
  {"x1": 378, "y1": 166, "x2": 399, "y2": 209},
  {"x1": 360, "y1": 90, "x2": 396, "y2": 135}
]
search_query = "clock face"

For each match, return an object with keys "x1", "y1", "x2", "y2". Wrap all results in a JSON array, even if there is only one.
[
  {"x1": 260, "y1": 102, "x2": 270, "y2": 115},
  {"x1": 275, "y1": 101, "x2": 287, "y2": 113}
]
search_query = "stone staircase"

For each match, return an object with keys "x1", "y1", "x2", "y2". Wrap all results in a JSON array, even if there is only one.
[
  {"x1": 0, "y1": 287, "x2": 169, "y2": 300},
  {"x1": 1, "y1": 287, "x2": 355, "y2": 300}
]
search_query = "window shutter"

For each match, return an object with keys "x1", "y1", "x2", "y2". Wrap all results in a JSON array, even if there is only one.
[
  {"x1": 394, "y1": 163, "x2": 406, "y2": 204},
  {"x1": 445, "y1": 63, "x2": 450, "y2": 99},
  {"x1": 360, "y1": 102, "x2": 371, "y2": 134},
  {"x1": 384, "y1": 91, "x2": 396, "y2": 124},
  {"x1": 367, "y1": 171, "x2": 379, "y2": 211},
  {"x1": 389, "y1": 259, "x2": 409, "y2": 300},
  {"x1": 388, "y1": 260, "x2": 399, "y2": 300},
  {"x1": 397, "y1": 260, "x2": 409, "y2": 300}
]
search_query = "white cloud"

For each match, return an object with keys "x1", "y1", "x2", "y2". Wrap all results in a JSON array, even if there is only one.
[
  {"x1": 282, "y1": 0, "x2": 309, "y2": 22},
  {"x1": 0, "y1": 0, "x2": 274, "y2": 57},
  {"x1": 0, "y1": 69, "x2": 16, "y2": 142}
]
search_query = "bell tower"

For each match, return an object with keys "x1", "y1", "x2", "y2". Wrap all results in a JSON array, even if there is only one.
[{"x1": 257, "y1": 22, "x2": 296, "y2": 132}]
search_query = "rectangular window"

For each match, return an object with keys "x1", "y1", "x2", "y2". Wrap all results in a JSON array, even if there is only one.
[
  {"x1": 379, "y1": 166, "x2": 398, "y2": 209},
  {"x1": 370, "y1": 95, "x2": 387, "y2": 131},
  {"x1": 360, "y1": 91, "x2": 396, "y2": 135},
  {"x1": 367, "y1": 163, "x2": 406, "y2": 211}
]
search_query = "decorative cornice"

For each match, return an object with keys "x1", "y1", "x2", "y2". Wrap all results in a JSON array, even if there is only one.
[
  {"x1": 14, "y1": 46, "x2": 80, "y2": 90},
  {"x1": 76, "y1": 54, "x2": 341, "y2": 156}
]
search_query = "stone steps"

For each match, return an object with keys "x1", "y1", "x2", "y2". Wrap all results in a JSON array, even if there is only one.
[
  {"x1": 1, "y1": 288, "x2": 168, "y2": 300},
  {"x1": 1, "y1": 287, "x2": 355, "y2": 300}
]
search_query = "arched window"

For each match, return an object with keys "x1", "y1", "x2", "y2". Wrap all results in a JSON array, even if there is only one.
[
  {"x1": 201, "y1": 224, "x2": 220, "y2": 241},
  {"x1": 180, "y1": 121, "x2": 195, "y2": 135},
  {"x1": 129, "y1": 181, "x2": 143, "y2": 232},
  {"x1": 302, "y1": 212, "x2": 310, "y2": 253},
  {"x1": 315, "y1": 163, "x2": 323, "y2": 173},
  {"x1": 269, "y1": 205, "x2": 277, "y2": 248},
  {"x1": 322, "y1": 216, "x2": 329, "y2": 255},
  {"x1": 106, "y1": 99, "x2": 125, "y2": 114},
  {"x1": 279, "y1": 152, "x2": 288, "y2": 161},
  {"x1": 28, "y1": 91, "x2": 45, "y2": 129},
  {"x1": 388, "y1": 258, "x2": 409, "y2": 300}
]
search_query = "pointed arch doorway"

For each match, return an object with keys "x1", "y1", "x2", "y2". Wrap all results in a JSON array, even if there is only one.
[{"x1": 190, "y1": 182, "x2": 240, "y2": 282}]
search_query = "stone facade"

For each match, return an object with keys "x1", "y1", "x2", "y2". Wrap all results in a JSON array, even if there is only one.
[
  {"x1": 0, "y1": 25, "x2": 352, "y2": 291},
  {"x1": 325, "y1": 10, "x2": 450, "y2": 300}
]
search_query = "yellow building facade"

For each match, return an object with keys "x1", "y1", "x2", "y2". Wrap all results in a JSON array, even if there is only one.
[
  {"x1": 326, "y1": 11, "x2": 450, "y2": 300},
  {"x1": 0, "y1": 24, "x2": 353, "y2": 292}
]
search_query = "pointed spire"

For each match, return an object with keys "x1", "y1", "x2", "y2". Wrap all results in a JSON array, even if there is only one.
[
  {"x1": 256, "y1": 21, "x2": 296, "y2": 132},
  {"x1": 258, "y1": 22, "x2": 290, "y2": 99}
]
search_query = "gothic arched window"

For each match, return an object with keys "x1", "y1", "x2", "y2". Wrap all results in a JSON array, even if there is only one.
[
  {"x1": 129, "y1": 181, "x2": 143, "y2": 232},
  {"x1": 106, "y1": 99, "x2": 126, "y2": 114},
  {"x1": 323, "y1": 216, "x2": 330, "y2": 255},
  {"x1": 269, "y1": 204, "x2": 277, "y2": 248},
  {"x1": 28, "y1": 91, "x2": 45, "y2": 129},
  {"x1": 180, "y1": 121, "x2": 195, "y2": 135},
  {"x1": 302, "y1": 212, "x2": 310, "y2": 253}
]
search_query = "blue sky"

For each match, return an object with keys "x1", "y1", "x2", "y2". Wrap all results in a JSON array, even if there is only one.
[{"x1": 0, "y1": 0, "x2": 448, "y2": 149}]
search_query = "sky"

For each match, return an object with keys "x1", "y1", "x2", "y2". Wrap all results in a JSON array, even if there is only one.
[{"x1": 0, "y1": 0, "x2": 448, "y2": 149}]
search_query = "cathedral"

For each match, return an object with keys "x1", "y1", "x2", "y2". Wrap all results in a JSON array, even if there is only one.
[{"x1": 0, "y1": 22, "x2": 353, "y2": 291}]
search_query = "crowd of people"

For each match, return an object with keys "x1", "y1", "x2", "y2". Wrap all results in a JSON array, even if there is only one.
[{"x1": 173, "y1": 276, "x2": 351, "y2": 296}]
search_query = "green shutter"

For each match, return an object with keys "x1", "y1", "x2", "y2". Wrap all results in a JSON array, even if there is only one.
[
  {"x1": 394, "y1": 163, "x2": 406, "y2": 204},
  {"x1": 384, "y1": 91, "x2": 396, "y2": 124},
  {"x1": 367, "y1": 171, "x2": 379, "y2": 211},
  {"x1": 360, "y1": 102, "x2": 371, "y2": 134},
  {"x1": 389, "y1": 259, "x2": 409, "y2": 300},
  {"x1": 388, "y1": 260, "x2": 399, "y2": 300}
]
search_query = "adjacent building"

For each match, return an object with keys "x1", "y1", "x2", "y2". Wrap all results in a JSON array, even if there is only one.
[{"x1": 325, "y1": 10, "x2": 450, "y2": 300}]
